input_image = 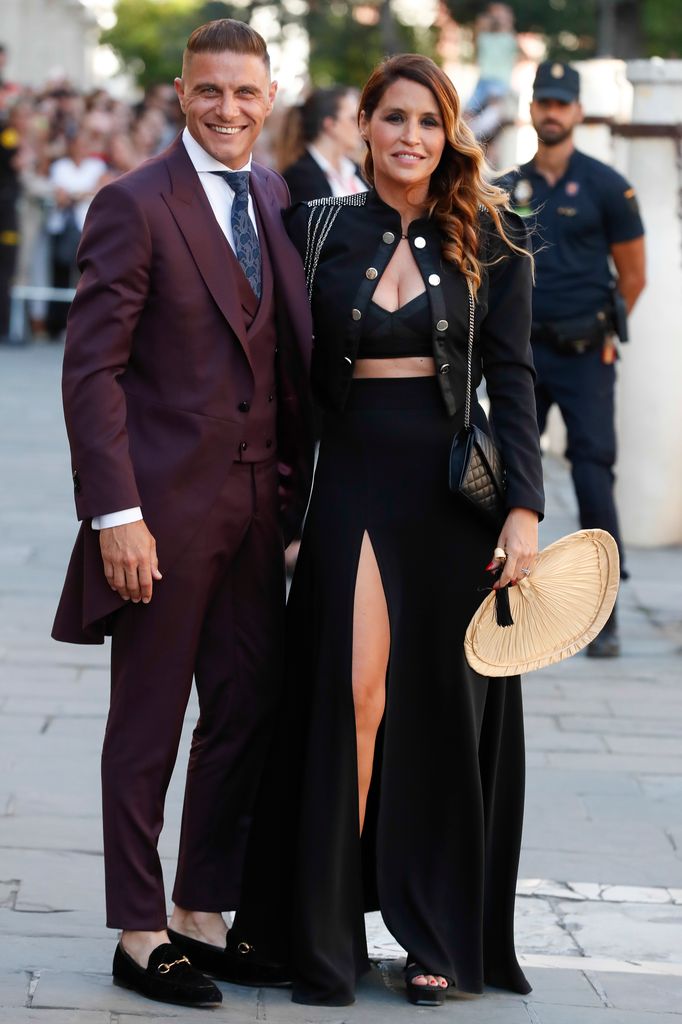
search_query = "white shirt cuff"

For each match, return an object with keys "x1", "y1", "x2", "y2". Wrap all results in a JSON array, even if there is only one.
[{"x1": 91, "y1": 507, "x2": 143, "y2": 530}]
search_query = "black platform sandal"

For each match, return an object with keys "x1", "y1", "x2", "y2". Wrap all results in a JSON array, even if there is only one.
[{"x1": 404, "y1": 960, "x2": 452, "y2": 1006}]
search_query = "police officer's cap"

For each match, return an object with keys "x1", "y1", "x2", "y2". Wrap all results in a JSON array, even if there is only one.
[{"x1": 533, "y1": 61, "x2": 580, "y2": 103}]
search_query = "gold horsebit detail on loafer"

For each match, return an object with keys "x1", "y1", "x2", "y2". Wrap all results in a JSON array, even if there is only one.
[{"x1": 157, "y1": 956, "x2": 191, "y2": 974}]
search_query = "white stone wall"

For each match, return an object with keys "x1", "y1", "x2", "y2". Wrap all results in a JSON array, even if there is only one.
[
  {"x1": 614, "y1": 61, "x2": 682, "y2": 546},
  {"x1": 2, "y1": 0, "x2": 98, "y2": 89}
]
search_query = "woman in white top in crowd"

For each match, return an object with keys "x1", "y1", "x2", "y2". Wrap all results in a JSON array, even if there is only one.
[{"x1": 279, "y1": 86, "x2": 367, "y2": 204}]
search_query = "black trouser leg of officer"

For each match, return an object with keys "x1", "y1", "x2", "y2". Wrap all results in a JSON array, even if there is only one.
[
  {"x1": 533, "y1": 342, "x2": 622, "y2": 656},
  {"x1": 533, "y1": 342, "x2": 627, "y2": 582}
]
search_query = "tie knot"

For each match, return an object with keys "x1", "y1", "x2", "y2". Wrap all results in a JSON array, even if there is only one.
[{"x1": 213, "y1": 170, "x2": 250, "y2": 196}]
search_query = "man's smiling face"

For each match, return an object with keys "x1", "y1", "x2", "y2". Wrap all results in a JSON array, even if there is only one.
[{"x1": 174, "y1": 49, "x2": 276, "y2": 167}]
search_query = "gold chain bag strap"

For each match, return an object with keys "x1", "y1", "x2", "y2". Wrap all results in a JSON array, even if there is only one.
[{"x1": 448, "y1": 280, "x2": 507, "y2": 528}]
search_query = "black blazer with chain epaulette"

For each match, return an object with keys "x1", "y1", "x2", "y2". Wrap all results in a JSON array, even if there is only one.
[{"x1": 283, "y1": 187, "x2": 544, "y2": 518}]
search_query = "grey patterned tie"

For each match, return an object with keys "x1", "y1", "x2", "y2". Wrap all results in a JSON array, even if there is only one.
[{"x1": 212, "y1": 170, "x2": 262, "y2": 299}]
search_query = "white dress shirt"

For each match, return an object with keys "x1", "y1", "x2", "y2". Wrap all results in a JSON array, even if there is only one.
[
  {"x1": 47, "y1": 156, "x2": 108, "y2": 234},
  {"x1": 92, "y1": 128, "x2": 258, "y2": 530},
  {"x1": 307, "y1": 145, "x2": 367, "y2": 198}
]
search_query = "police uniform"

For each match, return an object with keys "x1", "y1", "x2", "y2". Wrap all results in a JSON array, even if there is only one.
[{"x1": 500, "y1": 63, "x2": 644, "y2": 585}]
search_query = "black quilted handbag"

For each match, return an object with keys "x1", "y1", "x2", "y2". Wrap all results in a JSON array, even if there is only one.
[{"x1": 448, "y1": 281, "x2": 507, "y2": 528}]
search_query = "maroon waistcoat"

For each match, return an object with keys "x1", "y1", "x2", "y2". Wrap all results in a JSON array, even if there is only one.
[{"x1": 227, "y1": 191, "x2": 278, "y2": 463}]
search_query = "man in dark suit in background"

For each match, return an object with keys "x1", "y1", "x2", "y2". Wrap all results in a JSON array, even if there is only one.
[{"x1": 52, "y1": 19, "x2": 313, "y2": 1008}]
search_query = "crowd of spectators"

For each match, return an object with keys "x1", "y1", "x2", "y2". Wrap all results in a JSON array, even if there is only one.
[
  {"x1": 0, "y1": 54, "x2": 373, "y2": 345},
  {"x1": 0, "y1": 59, "x2": 185, "y2": 342}
]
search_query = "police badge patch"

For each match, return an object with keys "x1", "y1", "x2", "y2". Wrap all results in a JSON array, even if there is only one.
[
  {"x1": 624, "y1": 186, "x2": 640, "y2": 216},
  {"x1": 513, "y1": 179, "x2": 533, "y2": 204}
]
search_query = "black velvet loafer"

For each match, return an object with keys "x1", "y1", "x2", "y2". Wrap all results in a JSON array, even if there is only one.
[
  {"x1": 167, "y1": 928, "x2": 291, "y2": 987},
  {"x1": 112, "y1": 942, "x2": 222, "y2": 1007}
]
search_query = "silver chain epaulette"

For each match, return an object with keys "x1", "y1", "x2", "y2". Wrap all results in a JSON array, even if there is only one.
[
  {"x1": 303, "y1": 193, "x2": 368, "y2": 299},
  {"x1": 463, "y1": 279, "x2": 476, "y2": 429}
]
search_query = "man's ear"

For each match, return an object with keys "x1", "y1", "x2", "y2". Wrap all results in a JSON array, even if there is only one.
[
  {"x1": 575, "y1": 101, "x2": 585, "y2": 125},
  {"x1": 174, "y1": 78, "x2": 186, "y2": 112},
  {"x1": 267, "y1": 79, "x2": 278, "y2": 113}
]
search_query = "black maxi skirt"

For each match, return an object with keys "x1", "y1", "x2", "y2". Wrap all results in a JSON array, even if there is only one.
[{"x1": 231, "y1": 376, "x2": 531, "y2": 1006}]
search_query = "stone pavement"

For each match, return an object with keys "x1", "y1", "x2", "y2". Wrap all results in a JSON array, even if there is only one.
[{"x1": 1, "y1": 341, "x2": 681, "y2": 1023}]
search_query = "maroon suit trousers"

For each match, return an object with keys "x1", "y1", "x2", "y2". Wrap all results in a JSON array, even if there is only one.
[{"x1": 101, "y1": 457, "x2": 284, "y2": 930}]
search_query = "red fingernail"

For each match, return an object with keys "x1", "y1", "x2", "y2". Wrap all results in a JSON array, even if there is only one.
[
  {"x1": 511, "y1": 578, "x2": 518, "y2": 586},
  {"x1": 485, "y1": 560, "x2": 497, "y2": 571}
]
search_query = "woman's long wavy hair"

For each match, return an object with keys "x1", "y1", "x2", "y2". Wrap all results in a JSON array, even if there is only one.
[{"x1": 359, "y1": 54, "x2": 526, "y2": 294}]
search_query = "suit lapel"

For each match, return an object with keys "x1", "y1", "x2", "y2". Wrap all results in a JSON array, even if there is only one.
[{"x1": 161, "y1": 136, "x2": 250, "y2": 359}]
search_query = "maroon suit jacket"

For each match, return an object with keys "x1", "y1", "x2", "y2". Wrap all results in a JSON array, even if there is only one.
[{"x1": 52, "y1": 135, "x2": 313, "y2": 644}]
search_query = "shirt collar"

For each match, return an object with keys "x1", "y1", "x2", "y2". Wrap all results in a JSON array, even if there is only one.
[
  {"x1": 308, "y1": 145, "x2": 358, "y2": 184},
  {"x1": 182, "y1": 126, "x2": 252, "y2": 174}
]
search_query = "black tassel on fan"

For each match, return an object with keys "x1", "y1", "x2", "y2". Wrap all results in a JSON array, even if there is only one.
[{"x1": 495, "y1": 586, "x2": 514, "y2": 627}]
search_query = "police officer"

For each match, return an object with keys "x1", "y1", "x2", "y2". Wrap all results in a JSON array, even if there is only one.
[{"x1": 499, "y1": 61, "x2": 646, "y2": 657}]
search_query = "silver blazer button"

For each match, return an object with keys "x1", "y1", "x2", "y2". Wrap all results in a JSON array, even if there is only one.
[
  {"x1": 414, "y1": 236, "x2": 426, "y2": 249},
  {"x1": 436, "y1": 319, "x2": 448, "y2": 331},
  {"x1": 382, "y1": 231, "x2": 395, "y2": 244},
  {"x1": 439, "y1": 363, "x2": 450, "y2": 375},
  {"x1": 366, "y1": 267, "x2": 378, "y2": 280},
  {"x1": 428, "y1": 274, "x2": 441, "y2": 286},
  {"x1": 352, "y1": 308, "x2": 362, "y2": 320}
]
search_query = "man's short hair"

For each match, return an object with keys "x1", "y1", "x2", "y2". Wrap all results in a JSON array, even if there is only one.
[{"x1": 184, "y1": 19, "x2": 270, "y2": 74}]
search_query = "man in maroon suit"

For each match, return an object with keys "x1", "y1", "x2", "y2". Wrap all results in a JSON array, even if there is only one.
[{"x1": 52, "y1": 19, "x2": 313, "y2": 1008}]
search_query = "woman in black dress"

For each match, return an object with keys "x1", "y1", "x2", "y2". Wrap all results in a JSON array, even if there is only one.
[{"x1": 229, "y1": 53, "x2": 544, "y2": 1008}]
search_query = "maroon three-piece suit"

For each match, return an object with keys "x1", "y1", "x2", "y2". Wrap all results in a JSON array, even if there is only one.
[{"x1": 52, "y1": 135, "x2": 313, "y2": 929}]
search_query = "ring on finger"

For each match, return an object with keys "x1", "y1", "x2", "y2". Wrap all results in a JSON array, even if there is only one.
[
  {"x1": 493, "y1": 547, "x2": 507, "y2": 561},
  {"x1": 520, "y1": 566, "x2": 531, "y2": 576}
]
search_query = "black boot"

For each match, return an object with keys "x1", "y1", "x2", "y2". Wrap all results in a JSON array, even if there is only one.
[{"x1": 587, "y1": 606, "x2": 620, "y2": 658}]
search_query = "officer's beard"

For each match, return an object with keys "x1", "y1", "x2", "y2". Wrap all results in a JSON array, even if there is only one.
[{"x1": 535, "y1": 123, "x2": 574, "y2": 146}]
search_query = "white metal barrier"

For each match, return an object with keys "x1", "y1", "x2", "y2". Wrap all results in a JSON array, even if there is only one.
[{"x1": 8, "y1": 285, "x2": 76, "y2": 343}]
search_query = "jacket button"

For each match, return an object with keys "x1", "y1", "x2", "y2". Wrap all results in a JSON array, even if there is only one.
[
  {"x1": 365, "y1": 267, "x2": 378, "y2": 280},
  {"x1": 439, "y1": 363, "x2": 450, "y2": 375},
  {"x1": 240, "y1": 441, "x2": 248, "y2": 451},
  {"x1": 238, "y1": 401, "x2": 250, "y2": 412},
  {"x1": 428, "y1": 274, "x2": 441, "y2": 286},
  {"x1": 344, "y1": 356, "x2": 353, "y2": 364},
  {"x1": 414, "y1": 236, "x2": 426, "y2": 249},
  {"x1": 352, "y1": 308, "x2": 362, "y2": 320},
  {"x1": 436, "y1": 319, "x2": 448, "y2": 331},
  {"x1": 382, "y1": 231, "x2": 395, "y2": 244}
]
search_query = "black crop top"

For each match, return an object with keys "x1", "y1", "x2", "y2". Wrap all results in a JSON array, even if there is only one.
[{"x1": 356, "y1": 291, "x2": 433, "y2": 359}]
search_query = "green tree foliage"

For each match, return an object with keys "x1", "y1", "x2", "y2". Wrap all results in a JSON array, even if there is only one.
[
  {"x1": 103, "y1": 0, "x2": 436, "y2": 90},
  {"x1": 305, "y1": 3, "x2": 436, "y2": 88},
  {"x1": 102, "y1": 0, "x2": 254, "y2": 88},
  {"x1": 444, "y1": 0, "x2": 681, "y2": 59},
  {"x1": 642, "y1": 0, "x2": 682, "y2": 57}
]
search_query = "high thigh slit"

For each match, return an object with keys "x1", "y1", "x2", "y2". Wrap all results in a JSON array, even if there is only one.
[
  {"x1": 237, "y1": 375, "x2": 529, "y2": 1006},
  {"x1": 352, "y1": 531, "x2": 390, "y2": 834}
]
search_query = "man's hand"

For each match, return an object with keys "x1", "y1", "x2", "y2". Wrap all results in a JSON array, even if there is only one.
[{"x1": 99, "y1": 521, "x2": 162, "y2": 604}]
